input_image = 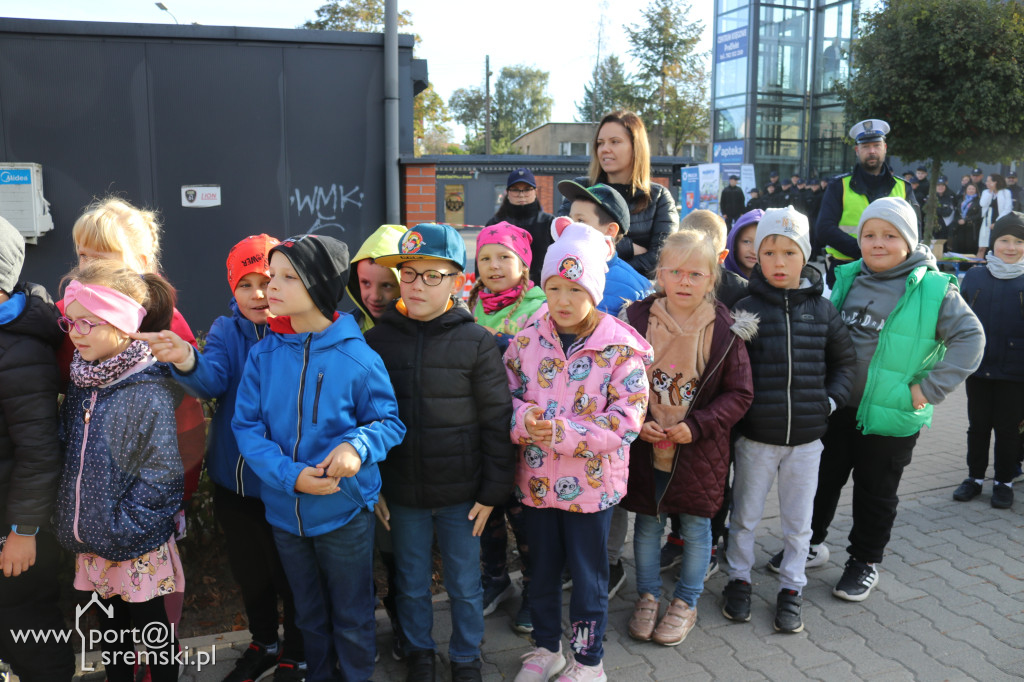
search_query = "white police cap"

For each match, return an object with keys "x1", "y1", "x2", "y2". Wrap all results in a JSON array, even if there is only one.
[{"x1": 849, "y1": 119, "x2": 890, "y2": 143}]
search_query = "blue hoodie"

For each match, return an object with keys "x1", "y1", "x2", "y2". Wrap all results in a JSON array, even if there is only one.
[
  {"x1": 232, "y1": 312, "x2": 405, "y2": 537},
  {"x1": 172, "y1": 299, "x2": 268, "y2": 497}
]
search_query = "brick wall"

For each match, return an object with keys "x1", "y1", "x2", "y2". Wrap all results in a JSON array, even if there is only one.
[
  {"x1": 403, "y1": 163, "x2": 437, "y2": 225},
  {"x1": 535, "y1": 174, "x2": 555, "y2": 213}
]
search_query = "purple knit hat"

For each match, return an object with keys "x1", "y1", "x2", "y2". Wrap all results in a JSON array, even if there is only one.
[
  {"x1": 723, "y1": 209, "x2": 764, "y2": 279},
  {"x1": 476, "y1": 221, "x2": 534, "y2": 269}
]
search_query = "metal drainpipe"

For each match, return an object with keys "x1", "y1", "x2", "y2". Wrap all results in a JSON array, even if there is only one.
[{"x1": 384, "y1": 0, "x2": 400, "y2": 224}]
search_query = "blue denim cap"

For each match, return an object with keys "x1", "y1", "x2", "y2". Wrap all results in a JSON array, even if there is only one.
[{"x1": 374, "y1": 222, "x2": 466, "y2": 271}]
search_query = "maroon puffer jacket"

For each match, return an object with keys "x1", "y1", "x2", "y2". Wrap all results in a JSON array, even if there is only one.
[{"x1": 620, "y1": 296, "x2": 755, "y2": 518}]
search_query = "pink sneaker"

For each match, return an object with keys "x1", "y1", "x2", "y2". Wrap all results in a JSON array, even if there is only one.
[
  {"x1": 514, "y1": 645, "x2": 565, "y2": 682},
  {"x1": 556, "y1": 660, "x2": 607, "y2": 681}
]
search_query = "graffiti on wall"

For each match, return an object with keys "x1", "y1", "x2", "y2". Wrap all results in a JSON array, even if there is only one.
[{"x1": 290, "y1": 184, "x2": 364, "y2": 235}]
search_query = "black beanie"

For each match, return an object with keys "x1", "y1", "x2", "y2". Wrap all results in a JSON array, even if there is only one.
[
  {"x1": 270, "y1": 234, "x2": 350, "y2": 320},
  {"x1": 990, "y1": 211, "x2": 1024, "y2": 250}
]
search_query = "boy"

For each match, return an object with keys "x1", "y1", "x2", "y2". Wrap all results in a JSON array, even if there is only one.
[
  {"x1": 722, "y1": 207, "x2": 856, "y2": 632},
  {"x1": 138, "y1": 234, "x2": 309, "y2": 681},
  {"x1": 799, "y1": 198, "x2": 983, "y2": 601},
  {"x1": 365, "y1": 223, "x2": 515, "y2": 682},
  {"x1": 348, "y1": 224, "x2": 407, "y2": 332},
  {"x1": 0, "y1": 217, "x2": 75, "y2": 681},
  {"x1": 232, "y1": 234, "x2": 406, "y2": 681}
]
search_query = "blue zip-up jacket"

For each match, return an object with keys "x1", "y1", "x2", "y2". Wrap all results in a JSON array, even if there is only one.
[
  {"x1": 55, "y1": 360, "x2": 184, "y2": 561},
  {"x1": 600, "y1": 254, "x2": 654, "y2": 317},
  {"x1": 172, "y1": 299, "x2": 268, "y2": 497},
  {"x1": 232, "y1": 312, "x2": 405, "y2": 537}
]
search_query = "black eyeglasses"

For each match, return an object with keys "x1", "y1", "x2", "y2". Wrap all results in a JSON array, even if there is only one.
[
  {"x1": 58, "y1": 316, "x2": 111, "y2": 335},
  {"x1": 508, "y1": 187, "x2": 535, "y2": 196},
  {"x1": 399, "y1": 268, "x2": 459, "y2": 287}
]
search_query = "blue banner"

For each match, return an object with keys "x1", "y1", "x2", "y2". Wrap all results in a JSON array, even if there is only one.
[
  {"x1": 0, "y1": 169, "x2": 30, "y2": 185},
  {"x1": 716, "y1": 28, "x2": 747, "y2": 63},
  {"x1": 713, "y1": 141, "x2": 744, "y2": 163},
  {"x1": 679, "y1": 166, "x2": 700, "y2": 219}
]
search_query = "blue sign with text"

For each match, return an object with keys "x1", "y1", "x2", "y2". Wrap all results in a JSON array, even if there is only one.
[
  {"x1": 713, "y1": 141, "x2": 745, "y2": 163},
  {"x1": 717, "y1": 27, "x2": 748, "y2": 63},
  {"x1": 0, "y1": 169, "x2": 30, "y2": 185}
]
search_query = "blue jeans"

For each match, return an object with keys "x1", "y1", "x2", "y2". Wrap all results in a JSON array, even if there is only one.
[
  {"x1": 634, "y1": 471, "x2": 711, "y2": 607},
  {"x1": 273, "y1": 511, "x2": 375, "y2": 682},
  {"x1": 388, "y1": 500, "x2": 483, "y2": 662}
]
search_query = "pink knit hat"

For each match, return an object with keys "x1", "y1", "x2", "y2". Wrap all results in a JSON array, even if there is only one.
[
  {"x1": 476, "y1": 221, "x2": 533, "y2": 268},
  {"x1": 540, "y1": 221, "x2": 609, "y2": 304}
]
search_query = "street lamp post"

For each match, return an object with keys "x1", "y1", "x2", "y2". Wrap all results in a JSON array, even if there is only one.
[{"x1": 154, "y1": 2, "x2": 179, "y2": 25}]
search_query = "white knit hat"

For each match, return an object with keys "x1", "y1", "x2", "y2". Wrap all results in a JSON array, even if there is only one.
[
  {"x1": 857, "y1": 197, "x2": 919, "y2": 249},
  {"x1": 755, "y1": 206, "x2": 811, "y2": 263}
]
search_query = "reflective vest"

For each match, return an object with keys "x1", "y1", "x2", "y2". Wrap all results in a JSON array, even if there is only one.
[{"x1": 825, "y1": 176, "x2": 908, "y2": 261}]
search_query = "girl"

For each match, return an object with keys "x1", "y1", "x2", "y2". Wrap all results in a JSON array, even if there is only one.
[
  {"x1": 53, "y1": 260, "x2": 184, "y2": 682},
  {"x1": 505, "y1": 222, "x2": 651, "y2": 682},
  {"x1": 470, "y1": 221, "x2": 547, "y2": 633},
  {"x1": 955, "y1": 212, "x2": 1024, "y2": 509},
  {"x1": 722, "y1": 209, "x2": 764, "y2": 280},
  {"x1": 621, "y1": 230, "x2": 754, "y2": 646},
  {"x1": 978, "y1": 174, "x2": 1013, "y2": 258}
]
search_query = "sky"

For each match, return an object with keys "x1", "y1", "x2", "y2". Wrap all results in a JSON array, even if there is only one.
[{"x1": 0, "y1": 0, "x2": 716, "y2": 135}]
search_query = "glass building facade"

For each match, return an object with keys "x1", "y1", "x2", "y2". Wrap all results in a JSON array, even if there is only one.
[{"x1": 712, "y1": 0, "x2": 860, "y2": 185}]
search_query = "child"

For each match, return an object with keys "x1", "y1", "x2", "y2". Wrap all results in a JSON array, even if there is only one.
[
  {"x1": 53, "y1": 260, "x2": 184, "y2": 682},
  {"x1": 232, "y1": 234, "x2": 405, "y2": 681},
  {"x1": 723, "y1": 207, "x2": 856, "y2": 633},
  {"x1": 135, "y1": 235, "x2": 307, "y2": 681},
  {"x1": 348, "y1": 224, "x2": 407, "y2": 332},
  {"x1": 467, "y1": 221, "x2": 546, "y2": 632},
  {"x1": 505, "y1": 222, "x2": 651, "y2": 682},
  {"x1": 954, "y1": 212, "x2": 1024, "y2": 508},
  {"x1": 722, "y1": 209, "x2": 764, "y2": 280},
  {"x1": 365, "y1": 223, "x2": 515, "y2": 682},
  {"x1": 0, "y1": 218, "x2": 75, "y2": 681},
  {"x1": 803, "y1": 197, "x2": 983, "y2": 601},
  {"x1": 621, "y1": 230, "x2": 753, "y2": 647}
]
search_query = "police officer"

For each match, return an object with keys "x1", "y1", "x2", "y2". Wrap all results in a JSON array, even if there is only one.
[
  {"x1": 815, "y1": 119, "x2": 921, "y2": 285},
  {"x1": 1006, "y1": 170, "x2": 1022, "y2": 212},
  {"x1": 719, "y1": 174, "x2": 746, "y2": 229}
]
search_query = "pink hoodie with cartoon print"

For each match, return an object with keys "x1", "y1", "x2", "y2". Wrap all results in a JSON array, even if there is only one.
[{"x1": 505, "y1": 311, "x2": 652, "y2": 514}]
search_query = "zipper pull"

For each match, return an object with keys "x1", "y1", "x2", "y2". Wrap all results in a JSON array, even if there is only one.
[{"x1": 83, "y1": 404, "x2": 91, "y2": 424}]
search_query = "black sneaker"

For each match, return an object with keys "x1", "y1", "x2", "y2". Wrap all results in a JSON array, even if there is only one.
[
  {"x1": 223, "y1": 641, "x2": 280, "y2": 682},
  {"x1": 991, "y1": 483, "x2": 1014, "y2": 509},
  {"x1": 767, "y1": 543, "x2": 830, "y2": 574},
  {"x1": 450, "y1": 658, "x2": 483, "y2": 682},
  {"x1": 660, "y1": 535, "x2": 685, "y2": 571},
  {"x1": 774, "y1": 589, "x2": 803, "y2": 633},
  {"x1": 832, "y1": 558, "x2": 879, "y2": 602},
  {"x1": 608, "y1": 560, "x2": 626, "y2": 599},
  {"x1": 721, "y1": 579, "x2": 751, "y2": 622},
  {"x1": 481, "y1": 576, "x2": 515, "y2": 616},
  {"x1": 273, "y1": 660, "x2": 306, "y2": 682},
  {"x1": 405, "y1": 649, "x2": 436, "y2": 682},
  {"x1": 953, "y1": 478, "x2": 983, "y2": 502},
  {"x1": 705, "y1": 548, "x2": 720, "y2": 582}
]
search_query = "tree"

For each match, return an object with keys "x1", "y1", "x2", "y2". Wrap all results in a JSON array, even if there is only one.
[
  {"x1": 626, "y1": 0, "x2": 706, "y2": 155},
  {"x1": 575, "y1": 55, "x2": 638, "y2": 122},
  {"x1": 493, "y1": 66, "x2": 554, "y2": 145},
  {"x1": 838, "y1": 0, "x2": 1024, "y2": 240},
  {"x1": 413, "y1": 84, "x2": 452, "y2": 156},
  {"x1": 449, "y1": 87, "x2": 487, "y2": 141},
  {"x1": 660, "y1": 61, "x2": 710, "y2": 155}
]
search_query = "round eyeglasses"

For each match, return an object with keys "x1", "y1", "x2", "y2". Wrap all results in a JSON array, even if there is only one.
[
  {"x1": 399, "y1": 268, "x2": 459, "y2": 287},
  {"x1": 658, "y1": 268, "x2": 710, "y2": 285},
  {"x1": 58, "y1": 316, "x2": 111, "y2": 335}
]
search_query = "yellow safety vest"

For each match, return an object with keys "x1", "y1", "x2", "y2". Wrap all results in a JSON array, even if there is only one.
[{"x1": 825, "y1": 175, "x2": 908, "y2": 261}]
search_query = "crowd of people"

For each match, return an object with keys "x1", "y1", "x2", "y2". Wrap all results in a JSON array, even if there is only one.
[{"x1": 0, "y1": 109, "x2": 1017, "y2": 682}]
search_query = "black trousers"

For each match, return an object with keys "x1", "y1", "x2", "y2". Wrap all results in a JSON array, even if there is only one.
[
  {"x1": 810, "y1": 407, "x2": 919, "y2": 564},
  {"x1": 0, "y1": 531, "x2": 75, "y2": 682},
  {"x1": 96, "y1": 594, "x2": 178, "y2": 682},
  {"x1": 965, "y1": 376, "x2": 1024, "y2": 484},
  {"x1": 214, "y1": 485, "x2": 303, "y2": 660}
]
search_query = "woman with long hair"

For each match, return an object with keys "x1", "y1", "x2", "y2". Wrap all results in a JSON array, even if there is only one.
[{"x1": 978, "y1": 173, "x2": 1014, "y2": 258}]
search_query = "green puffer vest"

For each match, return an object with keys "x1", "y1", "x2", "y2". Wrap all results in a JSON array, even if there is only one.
[{"x1": 831, "y1": 261, "x2": 956, "y2": 436}]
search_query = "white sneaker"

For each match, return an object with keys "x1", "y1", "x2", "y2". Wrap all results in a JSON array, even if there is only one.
[
  {"x1": 556, "y1": 660, "x2": 607, "y2": 682},
  {"x1": 514, "y1": 645, "x2": 565, "y2": 682}
]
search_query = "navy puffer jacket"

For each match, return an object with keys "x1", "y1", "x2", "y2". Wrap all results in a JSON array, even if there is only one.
[
  {"x1": 55, "y1": 360, "x2": 184, "y2": 561},
  {"x1": 961, "y1": 265, "x2": 1024, "y2": 382}
]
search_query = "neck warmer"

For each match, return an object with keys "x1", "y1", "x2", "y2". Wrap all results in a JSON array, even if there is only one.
[
  {"x1": 479, "y1": 282, "x2": 529, "y2": 314},
  {"x1": 985, "y1": 253, "x2": 1024, "y2": 280},
  {"x1": 70, "y1": 339, "x2": 151, "y2": 388}
]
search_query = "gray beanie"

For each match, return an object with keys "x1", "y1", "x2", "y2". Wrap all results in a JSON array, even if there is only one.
[
  {"x1": 857, "y1": 197, "x2": 918, "y2": 249},
  {"x1": 755, "y1": 206, "x2": 811, "y2": 263},
  {"x1": 0, "y1": 216, "x2": 24, "y2": 295}
]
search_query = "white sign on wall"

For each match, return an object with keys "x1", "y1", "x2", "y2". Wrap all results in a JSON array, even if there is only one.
[{"x1": 181, "y1": 185, "x2": 221, "y2": 208}]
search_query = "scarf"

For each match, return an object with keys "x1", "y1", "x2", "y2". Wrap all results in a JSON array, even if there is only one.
[
  {"x1": 70, "y1": 340, "x2": 152, "y2": 388},
  {"x1": 985, "y1": 253, "x2": 1024, "y2": 280},
  {"x1": 479, "y1": 282, "x2": 531, "y2": 314},
  {"x1": 960, "y1": 195, "x2": 974, "y2": 218},
  {"x1": 645, "y1": 297, "x2": 716, "y2": 471}
]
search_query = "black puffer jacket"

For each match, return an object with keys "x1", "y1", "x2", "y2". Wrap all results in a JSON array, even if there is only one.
[
  {"x1": 732, "y1": 266, "x2": 857, "y2": 446},
  {"x1": 558, "y1": 176, "x2": 679, "y2": 278},
  {"x1": 364, "y1": 299, "x2": 515, "y2": 508},
  {"x1": 0, "y1": 282, "x2": 63, "y2": 529}
]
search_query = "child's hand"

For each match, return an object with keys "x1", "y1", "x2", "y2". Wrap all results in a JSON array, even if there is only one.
[
  {"x1": 130, "y1": 330, "x2": 194, "y2": 371},
  {"x1": 639, "y1": 421, "x2": 667, "y2": 444},
  {"x1": 480, "y1": 324, "x2": 499, "y2": 335},
  {"x1": 318, "y1": 443, "x2": 362, "y2": 478},
  {"x1": 910, "y1": 384, "x2": 929, "y2": 411},
  {"x1": 468, "y1": 502, "x2": 494, "y2": 537},
  {"x1": 0, "y1": 533, "x2": 35, "y2": 578},
  {"x1": 665, "y1": 421, "x2": 693, "y2": 444},
  {"x1": 294, "y1": 466, "x2": 340, "y2": 495},
  {"x1": 524, "y1": 408, "x2": 553, "y2": 440},
  {"x1": 375, "y1": 494, "x2": 391, "y2": 531}
]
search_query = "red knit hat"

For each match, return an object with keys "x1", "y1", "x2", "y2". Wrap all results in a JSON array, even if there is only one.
[{"x1": 226, "y1": 234, "x2": 280, "y2": 292}]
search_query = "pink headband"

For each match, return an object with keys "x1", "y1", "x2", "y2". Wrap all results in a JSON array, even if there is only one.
[{"x1": 63, "y1": 280, "x2": 146, "y2": 334}]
